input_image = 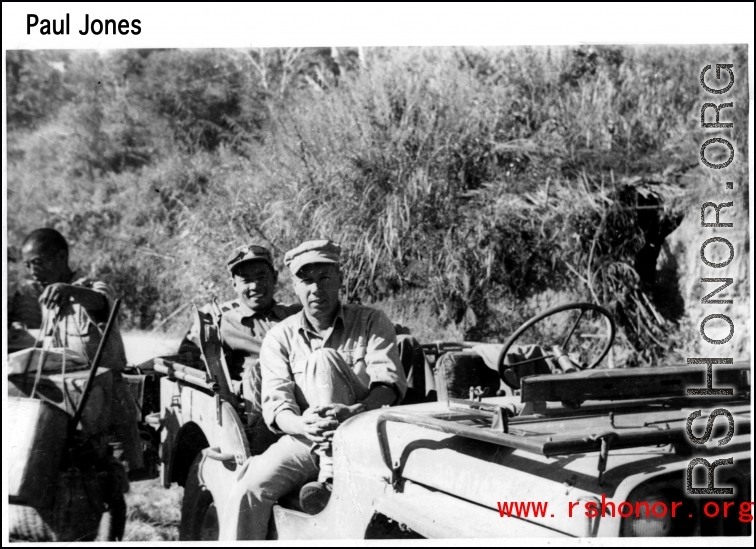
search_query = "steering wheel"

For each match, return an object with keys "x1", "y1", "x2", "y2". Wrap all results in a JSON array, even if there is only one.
[{"x1": 496, "y1": 302, "x2": 616, "y2": 384}]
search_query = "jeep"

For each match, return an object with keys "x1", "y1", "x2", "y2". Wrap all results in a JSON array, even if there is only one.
[{"x1": 155, "y1": 302, "x2": 752, "y2": 539}]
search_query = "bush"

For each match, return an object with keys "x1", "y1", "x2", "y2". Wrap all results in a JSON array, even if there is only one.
[{"x1": 7, "y1": 45, "x2": 748, "y2": 366}]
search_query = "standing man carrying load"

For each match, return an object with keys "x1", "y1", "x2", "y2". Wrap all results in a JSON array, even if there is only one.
[
  {"x1": 9, "y1": 228, "x2": 143, "y2": 471},
  {"x1": 220, "y1": 239, "x2": 408, "y2": 540},
  {"x1": 176, "y1": 243, "x2": 300, "y2": 450}
]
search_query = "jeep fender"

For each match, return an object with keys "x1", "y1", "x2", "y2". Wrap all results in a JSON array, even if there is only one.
[
  {"x1": 160, "y1": 377, "x2": 250, "y2": 487},
  {"x1": 595, "y1": 446, "x2": 751, "y2": 536}
]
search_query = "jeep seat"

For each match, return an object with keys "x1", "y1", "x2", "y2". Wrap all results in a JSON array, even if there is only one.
[
  {"x1": 434, "y1": 351, "x2": 503, "y2": 401},
  {"x1": 397, "y1": 334, "x2": 434, "y2": 405}
]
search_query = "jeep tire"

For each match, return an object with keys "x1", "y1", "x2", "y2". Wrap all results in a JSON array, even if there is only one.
[{"x1": 179, "y1": 454, "x2": 219, "y2": 540}]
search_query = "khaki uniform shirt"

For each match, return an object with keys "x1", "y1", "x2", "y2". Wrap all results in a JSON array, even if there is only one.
[
  {"x1": 260, "y1": 303, "x2": 407, "y2": 430},
  {"x1": 178, "y1": 299, "x2": 301, "y2": 378},
  {"x1": 11, "y1": 274, "x2": 128, "y2": 370}
]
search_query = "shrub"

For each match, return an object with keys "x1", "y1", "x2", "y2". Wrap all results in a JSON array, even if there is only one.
[{"x1": 7, "y1": 45, "x2": 748, "y2": 366}]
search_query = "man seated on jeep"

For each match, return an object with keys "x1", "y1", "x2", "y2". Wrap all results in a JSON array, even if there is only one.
[
  {"x1": 9, "y1": 228, "x2": 144, "y2": 471},
  {"x1": 219, "y1": 240, "x2": 408, "y2": 540},
  {"x1": 176, "y1": 244, "x2": 301, "y2": 450}
]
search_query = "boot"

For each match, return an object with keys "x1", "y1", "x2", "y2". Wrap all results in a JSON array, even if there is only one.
[{"x1": 299, "y1": 480, "x2": 333, "y2": 515}]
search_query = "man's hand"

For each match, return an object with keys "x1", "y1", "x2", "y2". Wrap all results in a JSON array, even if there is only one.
[
  {"x1": 39, "y1": 283, "x2": 74, "y2": 308},
  {"x1": 305, "y1": 386, "x2": 397, "y2": 428},
  {"x1": 38, "y1": 283, "x2": 107, "y2": 314},
  {"x1": 274, "y1": 385, "x2": 397, "y2": 441},
  {"x1": 320, "y1": 403, "x2": 364, "y2": 423},
  {"x1": 277, "y1": 407, "x2": 338, "y2": 443}
]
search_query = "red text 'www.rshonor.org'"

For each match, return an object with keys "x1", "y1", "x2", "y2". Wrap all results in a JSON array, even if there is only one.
[{"x1": 496, "y1": 499, "x2": 754, "y2": 522}]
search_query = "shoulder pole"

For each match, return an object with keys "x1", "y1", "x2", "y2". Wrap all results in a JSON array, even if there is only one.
[{"x1": 69, "y1": 298, "x2": 122, "y2": 434}]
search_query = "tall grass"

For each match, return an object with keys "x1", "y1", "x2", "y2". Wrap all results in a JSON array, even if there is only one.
[
  {"x1": 123, "y1": 479, "x2": 182, "y2": 541},
  {"x1": 6, "y1": 45, "x2": 748, "y2": 365}
]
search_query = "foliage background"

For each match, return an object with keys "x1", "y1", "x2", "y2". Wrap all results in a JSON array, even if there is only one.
[{"x1": 6, "y1": 45, "x2": 750, "y2": 366}]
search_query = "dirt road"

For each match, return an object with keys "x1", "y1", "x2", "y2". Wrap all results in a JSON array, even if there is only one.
[{"x1": 122, "y1": 331, "x2": 182, "y2": 366}]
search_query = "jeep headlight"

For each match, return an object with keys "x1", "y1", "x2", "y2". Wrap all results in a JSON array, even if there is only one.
[
  {"x1": 619, "y1": 485, "x2": 699, "y2": 537},
  {"x1": 620, "y1": 494, "x2": 674, "y2": 537}
]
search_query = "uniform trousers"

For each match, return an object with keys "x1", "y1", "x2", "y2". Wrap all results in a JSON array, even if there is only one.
[{"x1": 219, "y1": 347, "x2": 369, "y2": 540}]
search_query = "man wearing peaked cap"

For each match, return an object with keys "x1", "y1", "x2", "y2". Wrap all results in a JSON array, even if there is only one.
[
  {"x1": 220, "y1": 239, "x2": 408, "y2": 539},
  {"x1": 283, "y1": 239, "x2": 341, "y2": 276},
  {"x1": 177, "y1": 243, "x2": 301, "y2": 450}
]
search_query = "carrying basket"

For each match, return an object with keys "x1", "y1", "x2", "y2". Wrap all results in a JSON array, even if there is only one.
[
  {"x1": 9, "y1": 467, "x2": 105, "y2": 542},
  {"x1": 7, "y1": 397, "x2": 69, "y2": 508}
]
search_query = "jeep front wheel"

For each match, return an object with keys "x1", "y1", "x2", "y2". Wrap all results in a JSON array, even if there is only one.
[{"x1": 179, "y1": 454, "x2": 219, "y2": 541}]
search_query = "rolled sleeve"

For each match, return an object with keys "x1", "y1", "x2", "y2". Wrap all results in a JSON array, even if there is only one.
[
  {"x1": 364, "y1": 310, "x2": 408, "y2": 401},
  {"x1": 260, "y1": 329, "x2": 301, "y2": 433},
  {"x1": 90, "y1": 280, "x2": 115, "y2": 305},
  {"x1": 70, "y1": 277, "x2": 114, "y2": 324}
]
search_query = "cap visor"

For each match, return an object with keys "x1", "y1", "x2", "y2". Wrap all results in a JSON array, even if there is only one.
[{"x1": 291, "y1": 252, "x2": 339, "y2": 276}]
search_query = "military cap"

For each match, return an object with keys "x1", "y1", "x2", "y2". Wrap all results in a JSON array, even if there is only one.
[
  {"x1": 226, "y1": 244, "x2": 274, "y2": 273},
  {"x1": 284, "y1": 239, "x2": 341, "y2": 276}
]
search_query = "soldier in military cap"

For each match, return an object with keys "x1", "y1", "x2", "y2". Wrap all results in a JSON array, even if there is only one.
[
  {"x1": 176, "y1": 244, "x2": 301, "y2": 443},
  {"x1": 220, "y1": 239, "x2": 407, "y2": 539}
]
